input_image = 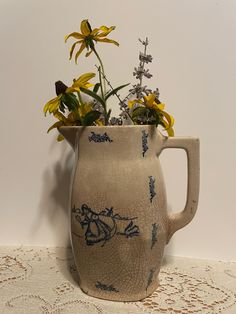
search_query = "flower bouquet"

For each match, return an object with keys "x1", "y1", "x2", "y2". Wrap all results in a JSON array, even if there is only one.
[{"x1": 43, "y1": 19, "x2": 174, "y2": 140}]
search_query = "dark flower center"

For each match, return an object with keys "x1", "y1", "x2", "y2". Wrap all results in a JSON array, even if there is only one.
[{"x1": 55, "y1": 81, "x2": 68, "y2": 95}]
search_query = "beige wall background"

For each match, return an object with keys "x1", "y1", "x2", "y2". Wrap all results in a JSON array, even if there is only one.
[{"x1": 0, "y1": 0, "x2": 235, "y2": 260}]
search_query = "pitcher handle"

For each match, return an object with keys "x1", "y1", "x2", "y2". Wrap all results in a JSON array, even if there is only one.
[{"x1": 161, "y1": 136, "x2": 200, "y2": 243}]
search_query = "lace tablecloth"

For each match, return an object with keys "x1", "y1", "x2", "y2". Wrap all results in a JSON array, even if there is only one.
[{"x1": 0, "y1": 246, "x2": 235, "y2": 314}]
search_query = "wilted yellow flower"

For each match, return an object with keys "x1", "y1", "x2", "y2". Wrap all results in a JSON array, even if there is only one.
[
  {"x1": 47, "y1": 103, "x2": 104, "y2": 141},
  {"x1": 128, "y1": 93, "x2": 175, "y2": 136},
  {"x1": 78, "y1": 102, "x2": 92, "y2": 117},
  {"x1": 43, "y1": 73, "x2": 95, "y2": 115},
  {"x1": 46, "y1": 110, "x2": 78, "y2": 141},
  {"x1": 65, "y1": 19, "x2": 119, "y2": 63}
]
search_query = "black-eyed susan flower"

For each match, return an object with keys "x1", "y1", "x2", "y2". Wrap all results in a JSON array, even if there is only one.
[
  {"x1": 43, "y1": 73, "x2": 95, "y2": 115},
  {"x1": 47, "y1": 110, "x2": 77, "y2": 141},
  {"x1": 47, "y1": 101, "x2": 104, "y2": 141},
  {"x1": 128, "y1": 93, "x2": 175, "y2": 136},
  {"x1": 65, "y1": 19, "x2": 119, "y2": 63}
]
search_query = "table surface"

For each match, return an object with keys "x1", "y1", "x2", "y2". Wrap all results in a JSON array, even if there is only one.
[{"x1": 0, "y1": 246, "x2": 235, "y2": 314}]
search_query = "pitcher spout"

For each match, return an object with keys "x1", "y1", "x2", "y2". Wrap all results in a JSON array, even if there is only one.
[{"x1": 58, "y1": 126, "x2": 78, "y2": 150}]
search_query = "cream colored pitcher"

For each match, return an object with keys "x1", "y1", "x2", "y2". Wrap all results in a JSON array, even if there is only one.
[{"x1": 59, "y1": 125, "x2": 200, "y2": 301}]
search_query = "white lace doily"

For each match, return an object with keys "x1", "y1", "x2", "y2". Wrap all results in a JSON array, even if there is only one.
[{"x1": 0, "y1": 246, "x2": 235, "y2": 313}]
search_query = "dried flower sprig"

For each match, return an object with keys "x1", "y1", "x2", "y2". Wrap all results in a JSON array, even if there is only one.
[
  {"x1": 120, "y1": 37, "x2": 174, "y2": 135},
  {"x1": 129, "y1": 38, "x2": 156, "y2": 99}
]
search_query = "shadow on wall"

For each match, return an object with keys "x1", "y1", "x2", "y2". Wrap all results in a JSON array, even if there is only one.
[{"x1": 31, "y1": 138, "x2": 74, "y2": 247}]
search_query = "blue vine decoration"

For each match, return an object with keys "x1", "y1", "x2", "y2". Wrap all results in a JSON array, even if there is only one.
[
  {"x1": 151, "y1": 223, "x2": 158, "y2": 249},
  {"x1": 146, "y1": 269, "x2": 155, "y2": 290},
  {"x1": 95, "y1": 281, "x2": 119, "y2": 293},
  {"x1": 141, "y1": 130, "x2": 149, "y2": 157},
  {"x1": 88, "y1": 132, "x2": 113, "y2": 143},
  {"x1": 72, "y1": 204, "x2": 140, "y2": 246},
  {"x1": 148, "y1": 176, "x2": 156, "y2": 202}
]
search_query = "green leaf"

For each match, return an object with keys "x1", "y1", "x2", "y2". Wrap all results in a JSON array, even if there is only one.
[
  {"x1": 62, "y1": 93, "x2": 78, "y2": 111},
  {"x1": 59, "y1": 101, "x2": 66, "y2": 113},
  {"x1": 132, "y1": 106, "x2": 149, "y2": 118},
  {"x1": 106, "y1": 109, "x2": 111, "y2": 125},
  {"x1": 151, "y1": 110, "x2": 162, "y2": 127},
  {"x1": 105, "y1": 83, "x2": 130, "y2": 101},
  {"x1": 82, "y1": 110, "x2": 101, "y2": 126},
  {"x1": 68, "y1": 93, "x2": 78, "y2": 107},
  {"x1": 80, "y1": 87, "x2": 106, "y2": 108},
  {"x1": 93, "y1": 83, "x2": 101, "y2": 93}
]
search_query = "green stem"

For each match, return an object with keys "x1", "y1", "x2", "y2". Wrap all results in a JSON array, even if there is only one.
[
  {"x1": 94, "y1": 64, "x2": 134, "y2": 123},
  {"x1": 92, "y1": 47, "x2": 106, "y2": 97},
  {"x1": 98, "y1": 66, "x2": 105, "y2": 104},
  {"x1": 97, "y1": 66, "x2": 109, "y2": 125},
  {"x1": 76, "y1": 91, "x2": 84, "y2": 125},
  {"x1": 92, "y1": 47, "x2": 109, "y2": 124},
  {"x1": 77, "y1": 91, "x2": 83, "y2": 106}
]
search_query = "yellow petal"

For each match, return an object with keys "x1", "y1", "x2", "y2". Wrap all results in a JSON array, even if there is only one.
[
  {"x1": 162, "y1": 111, "x2": 175, "y2": 128},
  {"x1": 128, "y1": 99, "x2": 143, "y2": 109},
  {"x1": 69, "y1": 40, "x2": 83, "y2": 59},
  {"x1": 96, "y1": 119, "x2": 105, "y2": 126},
  {"x1": 157, "y1": 103, "x2": 165, "y2": 110},
  {"x1": 57, "y1": 134, "x2": 64, "y2": 142},
  {"x1": 128, "y1": 100, "x2": 135, "y2": 109},
  {"x1": 166, "y1": 127, "x2": 174, "y2": 137},
  {"x1": 99, "y1": 26, "x2": 110, "y2": 30},
  {"x1": 95, "y1": 37, "x2": 119, "y2": 46},
  {"x1": 53, "y1": 110, "x2": 67, "y2": 123},
  {"x1": 75, "y1": 42, "x2": 86, "y2": 63},
  {"x1": 90, "y1": 28, "x2": 100, "y2": 36},
  {"x1": 83, "y1": 82, "x2": 94, "y2": 89},
  {"x1": 97, "y1": 26, "x2": 116, "y2": 37},
  {"x1": 47, "y1": 121, "x2": 64, "y2": 133},
  {"x1": 80, "y1": 20, "x2": 91, "y2": 36},
  {"x1": 160, "y1": 119, "x2": 175, "y2": 137},
  {"x1": 74, "y1": 72, "x2": 95, "y2": 85},
  {"x1": 43, "y1": 95, "x2": 61, "y2": 115},
  {"x1": 144, "y1": 94, "x2": 156, "y2": 108},
  {"x1": 66, "y1": 85, "x2": 82, "y2": 93},
  {"x1": 69, "y1": 74, "x2": 94, "y2": 92},
  {"x1": 153, "y1": 103, "x2": 165, "y2": 111},
  {"x1": 85, "y1": 50, "x2": 93, "y2": 57},
  {"x1": 67, "y1": 111, "x2": 77, "y2": 122},
  {"x1": 79, "y1": 103, "x2": 93, "y2": 118},
  {"x1": 64, "y1": 32, "x2": 83, "y2": 42},
  {"x1": 65, "y1": 86, "x2": 74, "y2": 93}
]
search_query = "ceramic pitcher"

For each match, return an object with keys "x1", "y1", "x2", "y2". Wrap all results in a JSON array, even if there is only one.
[{"x1": 59, "y1": 125, "x2": 200, "y2": 301}]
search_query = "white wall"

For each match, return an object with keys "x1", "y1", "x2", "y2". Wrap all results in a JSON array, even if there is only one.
[{"x1": 0, "y1": 0, "x2": 235, "y2": 260}]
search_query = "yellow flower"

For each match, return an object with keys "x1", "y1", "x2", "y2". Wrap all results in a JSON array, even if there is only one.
[
  {"x1": 143, "y1": 94, "x2": 165, "y2": 111},
  {"x1": 47, "y1": 110, "x2": 79, "y2": 141},
  {"x1": 65, "y1": 19, "x2": 119, "y2": 63},
  {"x1": 43, "y1": 73, "x2": 95, "y2": 115},
  {"x1": 78, "y1": 103, "x2": 105, "y2": 126},
  {"x1": 129, "y1": 93, "x2": 175, "y2": 136},
  {"x1": 48, "y1": 106, "x2": 90, "y2": 135},
  {"x1": 128, "y1": 98, "x2": 143, "y2": 108},
  {"x1": 78, "y1": 103, "x2": 93, "y2": 118},
  {"x1": 47, "y1": 103, "x2": 104, "y2": 141}
]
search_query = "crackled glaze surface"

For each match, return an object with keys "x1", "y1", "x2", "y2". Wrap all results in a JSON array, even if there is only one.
[{"x1": 58, "y1": 125, "x2": 200, "y2": 301}]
